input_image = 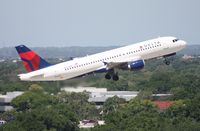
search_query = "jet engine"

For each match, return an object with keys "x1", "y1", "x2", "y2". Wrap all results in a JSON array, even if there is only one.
[{"x1": 128, "y1": 59, "x2": 145, "y2": 70}]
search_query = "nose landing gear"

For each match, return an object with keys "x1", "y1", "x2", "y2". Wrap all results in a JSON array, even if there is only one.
[
  {"x1": 164, "y1": 59, "x2": 170, "y2": 65},
  {"x1": 163, "y1": 53, "x2": 176, "y2": 65}
]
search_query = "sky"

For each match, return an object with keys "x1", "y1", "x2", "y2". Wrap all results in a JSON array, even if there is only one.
[{"x1": 0, "y1": 0, "x2": 199, "y2": 47}]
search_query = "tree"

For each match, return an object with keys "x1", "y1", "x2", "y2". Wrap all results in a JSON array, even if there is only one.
[
  {"x1": 0, "y1": 121, "x2": 26, "y2": 131},
  {"x1": 99, "y1": 99, "x2": 160, "y2": 131},
  {"x1": 11, "y1": 90, "x2": 57, "y2": 111},
  {"x1": 1, "y1": 90, "x2": 79, "y2": 131},
  {"x1": 0, "y1": 106, "x2": 79, "y2": 131},
  {"x1": 103, "y1": 96, "x2": 126, "y2": 114},
  {"x1": 57, "y1": 91, "x2": 99, "y2": 120}
]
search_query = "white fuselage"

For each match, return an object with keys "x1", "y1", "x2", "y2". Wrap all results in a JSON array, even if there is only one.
[{"x1": 18, "y1": 36, "x2": 186, "y2": 81}]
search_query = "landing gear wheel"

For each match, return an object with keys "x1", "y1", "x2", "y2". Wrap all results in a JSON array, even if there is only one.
[
  {"x1": 105, "y1": 73, "x2": 111, "y2": 80},
  {"x1": 112, "y1": 74, "x2": 119, "y2": 81},
  {"x1": 165, "y1": 61, "x2": 170, "y2": 65},
  {"x1": 164, "y1": 60, "x2": 170, "y2": 65}
]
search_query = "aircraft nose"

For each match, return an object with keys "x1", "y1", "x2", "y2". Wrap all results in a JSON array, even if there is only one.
[
  {"x1": 179, "y1": 40, "x2": 187, "y2": 48},
  {"x1": 182, "y1": 40, "x2": 187, "y2": 47}
]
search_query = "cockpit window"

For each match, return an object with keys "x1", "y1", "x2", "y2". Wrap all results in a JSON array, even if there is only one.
[{"x1": 172, "y1": 39, "x2": 179, "y2": 43}]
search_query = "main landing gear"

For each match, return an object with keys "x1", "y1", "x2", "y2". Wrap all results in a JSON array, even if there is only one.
[{"x1": 105, "y1": 69, "x2": 119, "y2": 81}]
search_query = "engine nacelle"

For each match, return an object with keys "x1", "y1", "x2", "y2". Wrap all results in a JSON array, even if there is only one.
[{"x1": 128, "y1": 59, "x2": 145, "y2": 70}]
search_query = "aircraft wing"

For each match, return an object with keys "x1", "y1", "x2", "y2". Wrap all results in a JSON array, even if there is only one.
[{"x1": 104, "y1": 56, "x2": 142, "y2": 69}]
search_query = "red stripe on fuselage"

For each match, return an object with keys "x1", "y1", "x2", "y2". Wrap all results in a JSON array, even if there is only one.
[{"x1": 19, "y1": 51, "x2": 40, "y2": 71}]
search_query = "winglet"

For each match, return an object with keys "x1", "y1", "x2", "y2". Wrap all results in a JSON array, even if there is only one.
[{"x1": 15, "y1": 45, "x2": 51, "y2": 72}]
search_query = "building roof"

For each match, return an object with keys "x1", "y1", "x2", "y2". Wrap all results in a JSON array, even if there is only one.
[
  {"x1": 88, "y1": 91, "x2": 139, "y2": 102},
  {"x1": 0, "y1": 91, "x2": 24, "y2": 112},
  {"x1": 0, "y1": 91, "x2": 24, "y2": 103},
  {"x1": 61, "y1": 87, "x2": 107, "y2": 93},
  {"x1": 154, "y1": 101, "x2": 174, "y2": 109},
  {"x1": 79, "y1": 120, "x2": 105, "y2": 128}
]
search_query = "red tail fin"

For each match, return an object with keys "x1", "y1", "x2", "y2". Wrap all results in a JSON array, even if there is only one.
[{"x1": 15, "y1": 45, "x2": 51, "y2": 72}]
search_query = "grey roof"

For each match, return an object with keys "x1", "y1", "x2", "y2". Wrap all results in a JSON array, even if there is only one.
[
  {"x1": 0, "y1": 91, "x2": 24, "y2": 111},
  {"x1": 88, "y1": 91, "x2": 139, "y2": 103},
  {"x1": 0, "y1": 91, "x2": 24, "y2": 103}
]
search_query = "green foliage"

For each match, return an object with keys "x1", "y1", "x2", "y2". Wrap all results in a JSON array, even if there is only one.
[
  {"x1": 147, "y1": 70, "x2": 174, "y2": 93},
  {"x1": 1, "y1": 89, "x2": 80, "y2": 130},
  {"x1": 0, "y1": 121, "x2": 26, "y2": 131},
  {"x1": 103, "y1": 96, "x2": 126, "y2": 114},
  {"x1": 94, "y1": 98, "x2": 200, "y2": 131},
  {"x1": 1, "y1": 106, "x2": 79, "y2": 131},
  {"x1": 57, "y1": 91, "x2": 99, "y2": 120},
  {"x1": 136, "y1": 90, "x2": 153, "y2": 100},
  {"x1": 92, "y1": 123, "x2": 120, "y2": 131},
  {"x1": 96, "y1": 99, "x2": 161, "y2": 131},
  {"x1": 11, "y1": 88, "x2": 57, "y2": 111},
  {"x1": 166, "y1": 94, "x2": 200, "y2": 122}
]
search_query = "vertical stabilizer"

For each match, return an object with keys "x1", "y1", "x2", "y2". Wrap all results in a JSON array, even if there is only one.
[{"x1": 15, "y1": 45, "x2": 51, "y2": 72}]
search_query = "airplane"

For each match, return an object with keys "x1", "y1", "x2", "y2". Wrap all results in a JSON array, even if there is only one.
[{"x1": 15, "y1": 36, "x2": 186, "y2": 81}]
